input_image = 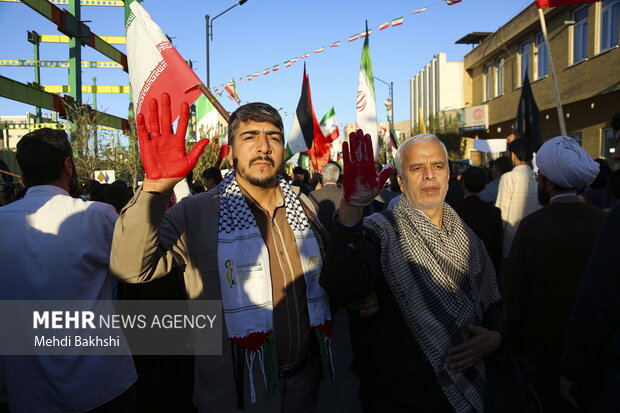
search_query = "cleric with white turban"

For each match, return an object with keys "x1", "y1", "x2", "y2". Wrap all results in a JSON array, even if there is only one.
[{"x1": 536, "y1": 136, "x2": 599, "y2": 189}]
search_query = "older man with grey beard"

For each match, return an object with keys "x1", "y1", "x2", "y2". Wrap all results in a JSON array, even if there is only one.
[{"x1": 321, "y1": 131, "x2": 503, "y2": 413}]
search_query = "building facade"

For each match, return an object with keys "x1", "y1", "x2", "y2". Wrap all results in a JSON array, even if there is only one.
[
  {"x1": 463, "y1": 0, "x2": 620, "y2": 161},
  {"x1": 410, "y1": 52, "x2": 464, "y2": 133}
]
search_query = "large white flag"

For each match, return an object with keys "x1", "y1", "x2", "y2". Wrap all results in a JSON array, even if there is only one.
[{"x1": 355, "y1": 23, "x2": 379, "y2": 159}]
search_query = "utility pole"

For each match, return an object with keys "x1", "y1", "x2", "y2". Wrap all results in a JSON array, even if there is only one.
[{"x1": 27, "y1": 31, "x2": 42, "y2": 123}]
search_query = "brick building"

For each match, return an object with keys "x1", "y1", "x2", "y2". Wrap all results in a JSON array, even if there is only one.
[{"x1": 463, "y1": 0, "x2": 620, "y2": 161}]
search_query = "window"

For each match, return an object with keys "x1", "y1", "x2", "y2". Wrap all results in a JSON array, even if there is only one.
[
  {"x1": 495, "y1": 57, "x2": 505, "y2": 96},
  {"x1": 601, "y1": 0, "x2": 620, "y2": 51},
  {"x1": 602, "y1": 127, "x2": 617, "y2": 159},
  {"x1": 536, "y1": 32, "x2": 548, "y2": 79},
  {"x1": 520, "y1": 41, "x2": 530, "y2": 83},
  {"x1": 573, "y1": 6, "x2": 589, "y2": 63},
  {"x1": 484, "y1": 64, "x2": 493, "y2": 101},
  {"x1": 569, "y1": 132, "x2": 583, "y2": 146}
]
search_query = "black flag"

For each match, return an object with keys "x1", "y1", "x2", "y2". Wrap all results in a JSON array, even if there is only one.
[{"x1": 515, "y1": 70, "x2": 542, "y2": 151}]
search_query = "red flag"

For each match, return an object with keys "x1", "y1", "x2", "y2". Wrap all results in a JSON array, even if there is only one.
[
  {"x1": 536, "y1": 0, "x2": 599, "y2": 7},
  {"x1": 127, "y1": 2, "x2": 202, "y2": 128}
]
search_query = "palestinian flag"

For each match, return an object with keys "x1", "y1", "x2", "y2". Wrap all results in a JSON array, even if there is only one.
[
  {"x1": 314, "y1": 47, "x2": 325, "y2": 54},
  {"x1": 379, "y1": 21, "x2": 390, "y2": 30},
  {"x1": 286, "y1": 64, "x2": 328, "y2": 171},
  {"x1": 536, "y1": 0, "x2": 599, "y2": 7},
  {"x1": 348, "y1": 34, "x2": 360, "y2": 42},
  {"x1": 330, "y1": 41, "x2": 340, "y2": 47},
  {"x1": 319, "y1": 107, "x2": 340, "y2": 142},
  {"x1": 224, "y1": 79, "x2": 240, "y2": 104},
  {"x1": 392, "y1": 17, "x2": 404, "y2": 27},
  {"x1": 387, "y1": 115, "x2": 399, "y2": 160},
  {"x1": 125, "y1": 0, "x2": 202, "y2": 128},
  {"x1": 356, "y1": 22, "x2": 379, "y2": 159}
]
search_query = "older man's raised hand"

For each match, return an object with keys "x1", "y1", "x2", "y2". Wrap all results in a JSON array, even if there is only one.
[
  {"x1": 339, "y1": 129, "x2": 393, "y2": 225},
  {"x1": 137, "y1": 93, "x2": 209, "y2": 193}
]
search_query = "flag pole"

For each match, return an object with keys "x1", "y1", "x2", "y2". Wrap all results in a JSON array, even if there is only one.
[
  {"x1": 538, "y1": 8, "x2": 567, "y2": 136},
  {"x1": 197, "y1": 84, "x2": 230, "y2": 123}
]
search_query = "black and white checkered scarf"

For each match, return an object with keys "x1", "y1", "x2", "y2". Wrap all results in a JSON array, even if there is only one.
[{"x1": 364, "y1": 196, "x2": 500, "y2": 413}]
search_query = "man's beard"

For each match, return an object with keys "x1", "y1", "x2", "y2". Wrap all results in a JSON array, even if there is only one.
[
  {"x1": 233, "y1": 156, "x2": 282, "y2": 188},
  {"x1": 68, "y1": 169, "x2": 80, "y2": 198},
  {"x1": 537, "y1": 183, "x2": 550, "y2": 205}
]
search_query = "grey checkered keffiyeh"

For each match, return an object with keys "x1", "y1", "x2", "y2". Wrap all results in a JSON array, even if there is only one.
[{"x1": 364, "y1": 196, "x2": 500, "y2": 413}]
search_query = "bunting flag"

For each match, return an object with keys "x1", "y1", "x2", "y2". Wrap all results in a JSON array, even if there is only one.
[
  {"x1": 125, "y1": 1, "x2": 202, "y2": 128},
  {"x1": 246, "y1": 75, "x2": 252, "y2": 81},
  {"x1": 224, "y1": 79, "x2": 240, "y2": 104},
  {"x1": 273, "y1": 65, "x2": 279, "y2": 71},
  {"x1": 361, "y1": 29, "x2": 372, "y2": 38},
  {"x1": 356, "y1": 22, "x2": 379, "y2": 159},
  {"x1": 536, "y1": 0, "x2": 599, "y2": 7},
  {"x1": 319, "y1": 107, "x2": 340, "y2": 142},
  {"x1": 445, "y1": 0, "x2": 462, "y2": 4},
  {"x1": 208, "y1": 3, "x2": 439, "y2": 92},
  {"x1": 286, "y1": 64, "x2": 327, "y2": 172}
]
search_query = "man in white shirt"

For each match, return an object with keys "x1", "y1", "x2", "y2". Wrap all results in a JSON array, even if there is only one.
[
  {"x1": 495, "y1": 138, "x2": 540, "y2": 262},
  {"x1": 0, "y1": 128, "x2": 136, "y2": 412}
]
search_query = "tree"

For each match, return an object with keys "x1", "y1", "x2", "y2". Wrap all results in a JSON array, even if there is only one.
[{"x1": 428, "y1": 112, "x2": 464, "y2": 160}]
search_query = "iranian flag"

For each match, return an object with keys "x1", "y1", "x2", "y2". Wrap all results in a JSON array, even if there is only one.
[
  {"x1": 196, "y1": 95, "x2": 228, "y2": 167},
  {"x1": 125, "y1": 0, "x2": 202, "y2": 127},
  {"x1": 195, "y1": 94, "x2": 218, "y2": 140},
  {"x1": 224, "y1": 79, "x2": 240, "y2": 104},
  {"x1": 536, "y1": 0, "x2": 599, "y2": 7},
  {"x1": 355, "y1": 23, "x2": 379, "y2": 159},
  {"x1": 319, "y1": 107, "x2": 339, "y2": 142}
]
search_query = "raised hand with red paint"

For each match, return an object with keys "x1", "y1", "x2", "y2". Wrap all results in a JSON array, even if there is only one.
[
  {"x1": 137, "y1": 93, "x2": 209, "y2": 193},
  {"x1": 342, "y1": 129, "x2": 394, "y2": 207}
]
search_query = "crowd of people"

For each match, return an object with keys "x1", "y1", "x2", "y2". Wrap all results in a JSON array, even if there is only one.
[{"x1": 0, "y1": 97, "x2": 619, "y2": 413}]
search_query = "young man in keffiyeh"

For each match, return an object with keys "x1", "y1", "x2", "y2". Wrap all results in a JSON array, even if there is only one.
[
  {"x1": 111, "y1": 94, "x2": 332, "y2": 412},
  {"x1": 321, "y1": 131, "x2": 504, "y2": 413}
]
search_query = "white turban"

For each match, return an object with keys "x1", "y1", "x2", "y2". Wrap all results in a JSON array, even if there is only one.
[{"x1": 536, "y1": 136, "x2": 599, "y2": 189}]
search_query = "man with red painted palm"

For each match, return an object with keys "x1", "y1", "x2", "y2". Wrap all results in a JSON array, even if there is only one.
[
  {"x1": 321, "y1": 132, "x2": 504, "y2": 412},
  {"x1": 110, "y1": 94, "x2": 332, "y2": 412}
]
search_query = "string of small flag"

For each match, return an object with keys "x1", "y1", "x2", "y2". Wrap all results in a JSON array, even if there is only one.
[{"x1": 210, "y1": 0, "x2": 462, "y2": 96}]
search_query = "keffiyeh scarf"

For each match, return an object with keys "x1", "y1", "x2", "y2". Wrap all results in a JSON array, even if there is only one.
[
  {"x1": 364, "y1": 196, "x2": 499, "y2": 413},
  {"x1": 217, "y1": 171, "x2": 332, "y2": 402}
]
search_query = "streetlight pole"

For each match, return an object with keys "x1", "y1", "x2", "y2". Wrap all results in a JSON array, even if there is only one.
[
  {"x1": 205, "y1": 0, "x2": 249, "y2": 89},
  {"x1": 374, "y1": 76, "x2": 393, "y2": 121}
]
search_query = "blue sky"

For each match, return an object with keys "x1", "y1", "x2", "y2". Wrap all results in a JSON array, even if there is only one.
[{"x1": 0, "y1": 0, "x2": 532, "y2": 132}]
